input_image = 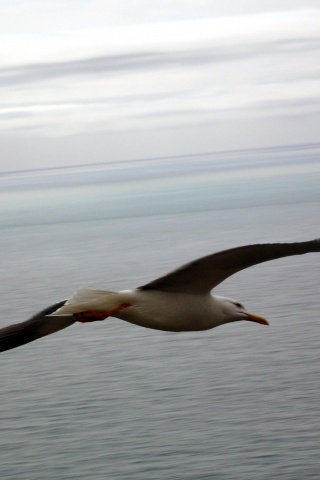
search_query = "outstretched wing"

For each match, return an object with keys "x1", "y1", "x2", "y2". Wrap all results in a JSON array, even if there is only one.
[
  {"x1": 138, "y1": 239, "x2": 320, "y2": 294},
  {"x1": 0, "y1": 300, "x2": 75, "y2": 352}
]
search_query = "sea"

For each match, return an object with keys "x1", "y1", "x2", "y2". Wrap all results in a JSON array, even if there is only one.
[{"x1": 0, "y1": 144, "x2": 319, "y2": 480}]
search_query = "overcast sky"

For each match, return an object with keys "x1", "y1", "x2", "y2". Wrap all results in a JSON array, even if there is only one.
[{"x1": 1, "y1": 0, "x2": 320, "y2": 171}]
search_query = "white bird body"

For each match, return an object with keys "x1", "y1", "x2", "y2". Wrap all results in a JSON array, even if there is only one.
[
  {"x1": 57, "y1": 288, "x2": 229, "y2": 332},
  {"x1": 116, "y1": 290, "x2": 220, "y2": 332},
  {"x1": 116, "y1": 291, "x2": 245, "y2": 331},
  {"x1": 1, "y1": 238, "x2": 319, "y2": 352},
  {"x1": 51, "y1": 286, "x2": 267, "y2": 331}
]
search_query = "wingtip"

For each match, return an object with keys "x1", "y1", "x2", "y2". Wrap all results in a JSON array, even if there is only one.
[{"x1": 0, "y1": 300, "x2": 73, "y2": 353}]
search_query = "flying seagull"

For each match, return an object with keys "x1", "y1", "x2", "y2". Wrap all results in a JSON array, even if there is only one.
[{"x1": 0, "y1": 239, "x2": 319, "y2": 352}]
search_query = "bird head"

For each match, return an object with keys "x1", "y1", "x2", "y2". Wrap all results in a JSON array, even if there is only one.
[{"x1": 217, "y1": 296, "x2": 269, "y2": 326}]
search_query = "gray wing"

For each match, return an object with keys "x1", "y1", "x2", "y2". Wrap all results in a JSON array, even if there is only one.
[
  {"x1": 0, "y1": 300, "x2": 75, "y2": 352},
  {"x1": 138, "y1": 238, "x2": 320, "y2": 294}
]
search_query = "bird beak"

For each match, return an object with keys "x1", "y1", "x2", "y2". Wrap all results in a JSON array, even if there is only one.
[{"x1": 245, "y1": 312, "x2": 269, "y2": 326}]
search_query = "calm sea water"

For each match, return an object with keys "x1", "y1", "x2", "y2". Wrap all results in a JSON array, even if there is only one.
[{"x1": 1, "y1": 146, "x2": 320, "y2": 479}]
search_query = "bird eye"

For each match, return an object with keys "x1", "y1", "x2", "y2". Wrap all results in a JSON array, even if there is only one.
[{"x1": 234, "y1": 302, "x2": 243, "y2": 309}]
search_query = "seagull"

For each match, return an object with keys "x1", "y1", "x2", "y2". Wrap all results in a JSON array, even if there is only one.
[{"x1": 0, "y1": 239, "x2": 319, "y2": 352}]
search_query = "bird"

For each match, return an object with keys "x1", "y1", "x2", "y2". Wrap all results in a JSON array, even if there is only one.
[{"x1": 0, "y1": 238, "x2": 319, "y2": 352}]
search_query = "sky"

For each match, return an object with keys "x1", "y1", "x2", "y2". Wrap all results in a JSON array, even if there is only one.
[{"x1": 1, "y1": 0, "x2": 320, "y2": 171}]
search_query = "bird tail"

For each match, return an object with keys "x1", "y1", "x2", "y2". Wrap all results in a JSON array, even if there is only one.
[
  {"x1": 0, "y1": 301, "x2": 76, "y2": 353},
  {"x1": 49, "y1": 288, "x2": 122, "y2": 315}
]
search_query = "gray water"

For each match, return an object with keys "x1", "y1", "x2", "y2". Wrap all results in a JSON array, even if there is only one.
[{"x1": 1, "y1": 146, "x2": 320, "y2": 479}]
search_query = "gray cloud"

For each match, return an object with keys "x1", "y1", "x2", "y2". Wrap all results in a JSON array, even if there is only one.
[
  {"x1": 1, "y1": 36, "x2": 320, "y2": 87},
  {"x1": 1, "y1": 4, "x2": 320, "y2": 172}
]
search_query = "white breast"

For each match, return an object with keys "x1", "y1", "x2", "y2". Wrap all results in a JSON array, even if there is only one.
[{"x1": 115, "y1": 289, "x2": 222, "y2": 332}]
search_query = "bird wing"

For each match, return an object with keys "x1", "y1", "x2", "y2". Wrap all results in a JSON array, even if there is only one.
[
  {"x1": 138, "y1": 239, "x2": 320, "y2": 294},
  {"x1": 0, "y1": 300, "x2": 75, "y2": 352}
]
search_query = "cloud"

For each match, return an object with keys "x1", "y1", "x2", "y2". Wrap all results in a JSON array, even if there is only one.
[
  {"x1": 0, "y1": 9, "x2": 320, "y2": 140},
  {"x1": 1, "y1": 36, "x2": 320, "y2": 88}
]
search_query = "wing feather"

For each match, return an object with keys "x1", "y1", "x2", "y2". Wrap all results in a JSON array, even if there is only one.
[
  {"x1": 0, "y1": 300, "x2": 74, "y2": 352},
  {"x1": 138, "y1": 239, "x2": 320, "y2": 294}
]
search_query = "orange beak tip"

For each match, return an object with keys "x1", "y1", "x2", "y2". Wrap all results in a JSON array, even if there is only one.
[{"x1": 245, "y1": 313, "x2": 269, "y2": 326}]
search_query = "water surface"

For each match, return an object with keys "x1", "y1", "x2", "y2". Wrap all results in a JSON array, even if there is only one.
[{"x1": 1, "y1": 145, "x2": 319, "y2": 479}]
